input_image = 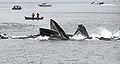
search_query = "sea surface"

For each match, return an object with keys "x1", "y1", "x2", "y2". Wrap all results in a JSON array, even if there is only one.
[{"x1": 0, "y1": 2, "x2": 120, "y2": 64}]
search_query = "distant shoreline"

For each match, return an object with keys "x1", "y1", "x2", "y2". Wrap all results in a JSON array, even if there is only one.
[{"x1": 0, "y1": 1, "x2": 119, "y2": 4}]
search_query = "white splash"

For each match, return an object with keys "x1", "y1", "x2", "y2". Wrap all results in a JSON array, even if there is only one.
[
  {"x1": 34, "y1": 36, "x2": 49, "y2": 40},
  {"x1": 71, "y1": 34, "x2": 86, "y2": 40},
  {"x1": 100, "y1": 29, "x2": 113, "y2": 38},
  {"x1": 90, "y1": 27, "x2": 113, "y2": 39},
  {"x1": 113, "y1": 30, "x2": 120, "y2": 38},
  {"x1": 11, "y1": 35, "x2": 26, "y2": 38},
  {"x1": 90, "y1": 33, "x2": 100, "y2": 40}
]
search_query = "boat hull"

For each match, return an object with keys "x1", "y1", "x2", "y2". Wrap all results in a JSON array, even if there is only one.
[
  {"x1": 25, "y1": 17, "x2": 44, "y2": 20},
  {"x1": 39, "y1": 5, "x2": 52, "y2": 7},
  {"x1": 12, "y1": 8, "x2": 22, "y2": 10}
]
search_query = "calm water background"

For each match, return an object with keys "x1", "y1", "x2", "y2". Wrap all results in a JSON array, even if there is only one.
[{"x1": 0, "y1": 2, "x2": 120, "y2": 64}]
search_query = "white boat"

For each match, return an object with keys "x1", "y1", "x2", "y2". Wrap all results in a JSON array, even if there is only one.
[{"x1": 39, "y1": 3, "x2": 52, "y2": 7}]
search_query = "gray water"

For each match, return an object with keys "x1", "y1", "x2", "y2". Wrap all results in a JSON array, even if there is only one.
[{"x1": 0, "y1": 2, "x2": 120, "y2": 64}]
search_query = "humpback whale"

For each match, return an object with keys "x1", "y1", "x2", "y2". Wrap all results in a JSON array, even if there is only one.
[
  {"x1": 74, "y1": 24, "x2": 89, "y2": 38},
  {"x1": 39, "y1": 19, "x2": 91, "y2": 40},
  {"x1": 49, "y1": 19, "x2": 69, "y2": 40},
  {"x1": 39, "y1": 19, "x2": 69, "y2": 40},
  {"x1": 71, "y1": 24, "x2": 91, "y2": 40}
]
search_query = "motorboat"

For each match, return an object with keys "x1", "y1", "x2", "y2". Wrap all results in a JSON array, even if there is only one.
[
  {"x1": 12, "y1": 5, "x2": 22, "y2": 10},
  {"x1": 91, "y1": 1, "x2": 104, "y2": 5},
  {"x1": 39, "y1": 3, "x2": 52, "y2": 7}
]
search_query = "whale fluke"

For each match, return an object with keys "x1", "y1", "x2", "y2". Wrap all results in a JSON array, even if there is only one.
[{"x1": 50, "y1": 19, "x2": 69, "y2": 40}]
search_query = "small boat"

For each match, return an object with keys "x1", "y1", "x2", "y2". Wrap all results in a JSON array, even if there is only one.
[
  {"x1": 12, "y1": 5, "x2": 22, "y2": 10},
  {"x1": 39, "y1": 3, "x2": 52, "y2": 7},
  {"x1": 91, "y1": 1, "x2": 104, "y2": 5},
  {"x1": 25, "y1": 17, "x2": 44, "y2": 20}
]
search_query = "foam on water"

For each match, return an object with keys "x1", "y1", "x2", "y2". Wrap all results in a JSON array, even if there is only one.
[
  {"x1": 90, "y1": 27, "x2": 113, "y2": 38},
  {"x1": 113, "y1": 30, "x2": 120, "y2": 38},
  {"x1": 100, "y1": 4, "x2": 116, "y2": 6},
  {"x1": 90, "y1": 34, "x2": 100, "y2": 40},
  {"x1": 70, "y1": 34, "x2": 86, "y2": 40},
  {"x1": 34, "y1": 36, "x2": 49, "y2": 40},
  {"x1": 100, "y1": 29, "x2": 113, "y2": 38},
  {"x1": 11, "y1": 35, "x2": 27, "y2": 38}
]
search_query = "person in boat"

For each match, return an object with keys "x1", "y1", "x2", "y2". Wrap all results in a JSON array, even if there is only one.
[
  {"x1": 36, "y1": 13, "x2": 39, "y2": 19},
  {"x1": 32, "y1": 13, "x2": 35, "y2": 18}
]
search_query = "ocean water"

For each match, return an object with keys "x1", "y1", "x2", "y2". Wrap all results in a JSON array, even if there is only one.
[{"x1": 0, "y1": 2, "x2": 120, "y2": 64}]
